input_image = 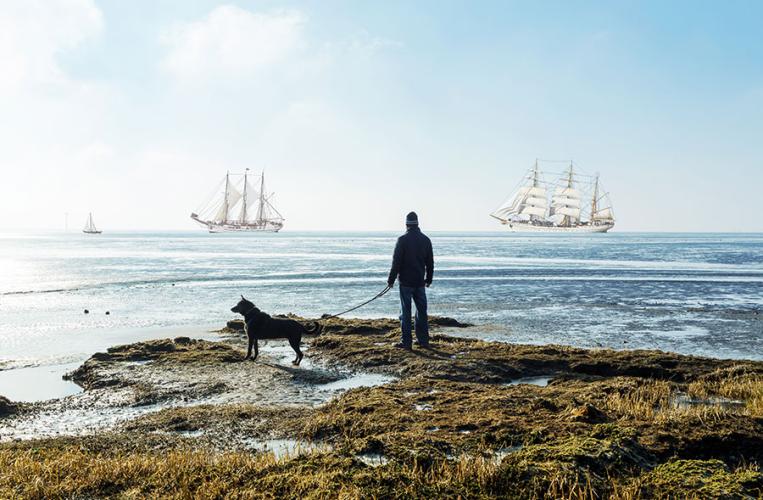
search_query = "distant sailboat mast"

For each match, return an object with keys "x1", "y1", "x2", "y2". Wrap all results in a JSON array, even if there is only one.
[{"x1": 83, "y1": 212, "x2": 102, "y2": 234}]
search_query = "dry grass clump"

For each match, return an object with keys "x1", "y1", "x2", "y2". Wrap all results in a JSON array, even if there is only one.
[
  {"x1": 603, "y1": 380, "x2": 673, "y2": 420},
  {"x1": 0, "y1": 445, "x2": 620, "y2": 499},
  {"x1": 611, "y1": 459, "x2": 763, "y2": 499},
  {"x1": 603, "y1": 374, "x2": 762, "y2": 424},
  {"x1": 688, "y1": 366, "x2": 763, "y2": 417},
  {"x1": 3, "y1": 443, "x2": 761, "y2": 499},
  {"x1": 124, "y1": 403, "x2": 310, "y2": 438}
]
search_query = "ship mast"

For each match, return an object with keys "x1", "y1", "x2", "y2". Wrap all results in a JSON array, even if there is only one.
[
  {"x1": 241, "y1": 169, "x2": 248, "y2": 223},
  {"x1": 222, "y1": 172, "x2": 230, "y2": 223},
  {"x1": 564, "y1": 163, "x2": 574, "y2": 227},
  {"x1": 531, "y1": 160, "x2": 540, "y2": 221},
  {"x1": 591, "y1": 173, "x2": 599, "y2": 224},
  {"x1": 258, "y1": 172, "x2": 266, "y2": 224}
]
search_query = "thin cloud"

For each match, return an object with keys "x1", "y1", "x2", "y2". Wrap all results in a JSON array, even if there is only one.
[
  {"x1": 0, "y1": 0, "x2": 102, "y2": 90},
  {"x1": 159, "y1": 5, "x2": 305, "y2": 79}
]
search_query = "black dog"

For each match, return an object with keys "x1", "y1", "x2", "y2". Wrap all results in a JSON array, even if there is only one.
[{"x1": 230, "y1": 296, "x2": 322, "y2": 366}]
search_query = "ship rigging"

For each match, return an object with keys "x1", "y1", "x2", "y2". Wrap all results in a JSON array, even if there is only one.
[
  {"x1": 490, "y1": 160, "x2": 615, "y2": 233},
  {"x1": 191, "y1": 169, "x2": 284, "y2": 233}
]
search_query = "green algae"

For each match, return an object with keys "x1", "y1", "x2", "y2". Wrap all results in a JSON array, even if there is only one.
[{"x1": 634, "y1": 459, "x2": 763, "y2": 499}]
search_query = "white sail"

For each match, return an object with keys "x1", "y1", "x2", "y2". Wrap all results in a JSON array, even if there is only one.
[
  {"x1": 527, "y1": 186, "x2": 546, "y2": 198},
  {"x1": 593, "y1": 207, "x2": 614, "y2": 220},
  {"x1": 491, "y1": 187, "x2": 530, "y2": 219},
  {"x1": 213, "y1": 180, "x2": 242, "y2": 222},
  {"x1": 245, "y1": 181, "x2": 259, "y2": 209},
  {"x1": 83, "y1": 212, "x2": 101, "y2": 233},
  {"x1": 555, "y1": 206, "x2": 581, "y2": 218},
  {"x1": 520, "y1": 206, "x2": 546, "y2": 217},
  {"x1": 552, "y1": 197, "x2": 581, "y2": 208},
  {"x1": 553, "y1": 187, "x2": 580, "y2": 199},
  {"x1": 524, "y1": 196, "x2": 547, "y2": 207},
  {"x1": 226, "y1": 185, "x2": 242, "y2": 212}
]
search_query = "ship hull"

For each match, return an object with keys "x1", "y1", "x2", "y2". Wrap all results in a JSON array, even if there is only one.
[
  {"x1": 207, "y1": 225, "x2": 281, "y2": 233},
  {"x1": 191, "y1": 214, "x2": 282, "y2": 233},
  {"x1": 499, "y1": 221, "x2": 613, "y2": 233}
]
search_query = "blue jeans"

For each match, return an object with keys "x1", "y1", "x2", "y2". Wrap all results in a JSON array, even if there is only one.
[{"x1": 399, "y1": 285, "x2": 429, "y2": 346}]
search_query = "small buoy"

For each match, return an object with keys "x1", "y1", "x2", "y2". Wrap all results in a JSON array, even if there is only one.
[
  {"x1": 171, "y1": 283, "x2": 175, "y2": 286},
  {"x1": 105, "y1": 311, "x2": 110, "y2": 315},
  {"x1": 84, "y1": 309, "x2": 89, "y2": 314}
]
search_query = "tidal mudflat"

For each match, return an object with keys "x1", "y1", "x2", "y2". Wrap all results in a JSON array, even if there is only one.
[{"x1": 1, "y1": 316, "x2": 762, "y2": 498}]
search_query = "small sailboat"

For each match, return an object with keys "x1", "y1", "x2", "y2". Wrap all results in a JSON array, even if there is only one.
[
  {"x1": 191, "y1": 169, "x2": 284, "y2": 233},
  {"x1": 83, "y1": 213, "x2": 102, "y2": 234},
  {"x1": 490, "y1": 160, "x2": 615, "y2": 233}
]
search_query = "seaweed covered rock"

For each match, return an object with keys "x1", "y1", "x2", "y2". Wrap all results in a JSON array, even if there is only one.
[
  {"x1": 0, "y1": 396, "x2": 15, "y2": 417},
  {"x1": 633, "y1": 459, "x2": 763, "y2": 499},
  {"x1": 104, "y1": 338, "x2": 241, "y2": 364},
  {"x1": 497, "y1": 435, "x2": 654, "y2": 496},
  {"x1": 224, "y1": 319, "x2": 245, "y2": 333},
  {"x1": 567, "y1": 403, "x2": 608, "y2": 423},
  {"x1": 67, "y1": 338, "x2": 244, "y2": 390}
]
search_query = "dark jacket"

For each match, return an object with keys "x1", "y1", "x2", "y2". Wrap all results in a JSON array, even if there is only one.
[{"x1": 388, "y1": 227, "x2": 434, "y2": 287}]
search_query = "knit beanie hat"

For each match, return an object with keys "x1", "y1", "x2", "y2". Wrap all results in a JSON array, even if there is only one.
[{"x1": 406, "y1": 211, "x2": 419, "y2": 225}]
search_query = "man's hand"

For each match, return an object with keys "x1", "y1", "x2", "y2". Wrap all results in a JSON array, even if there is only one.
[
  {"x1": 387, "y1": 280, "x2": 395, "y2": 288},
  {"x1": 425, "y1": 282, "x2": 431, "y2": 288}
]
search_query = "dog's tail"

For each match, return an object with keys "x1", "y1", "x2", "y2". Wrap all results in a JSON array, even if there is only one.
[{"x1": 303, "y1": 321, "x2": 322, "y2": 336}]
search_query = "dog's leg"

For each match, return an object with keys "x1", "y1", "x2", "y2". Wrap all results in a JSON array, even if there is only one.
[
  {"x1": 252, "y1": 338, "x2": 259, "y2": 361},
  {"x1": 245, "y1": 335, "x2": 254, "y2": 360},
  {"x1": 289, "y1": 337, "x2": 302, "y2": 366}
]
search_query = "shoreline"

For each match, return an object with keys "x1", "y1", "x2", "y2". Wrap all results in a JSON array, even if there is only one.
[{"x1": 1, "y1": 316, "x2": 762, "y2": 497}]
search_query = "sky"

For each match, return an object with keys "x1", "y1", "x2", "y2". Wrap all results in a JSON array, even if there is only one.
[{"x1": 0, "y1": 0, "x2": 761, "y2": 232}]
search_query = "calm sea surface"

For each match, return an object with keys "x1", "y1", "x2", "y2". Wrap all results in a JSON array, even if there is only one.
[{"x1": 1, "y1": 231, "x2": 762, "y2": 375}]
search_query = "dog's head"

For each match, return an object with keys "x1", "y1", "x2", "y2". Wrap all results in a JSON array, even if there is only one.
[{"x1": 231, "y1": 295, "x2": 258, "y2": 315}]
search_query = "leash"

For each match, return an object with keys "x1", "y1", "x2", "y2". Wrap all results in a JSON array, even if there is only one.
[{"x1": 319, "y1": 285, "x2": 392, "y2": 321}]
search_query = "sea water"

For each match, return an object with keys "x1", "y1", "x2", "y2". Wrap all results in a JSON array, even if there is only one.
[{"x1": 1, "y1": 232, "x2": 761, "y2": 380}]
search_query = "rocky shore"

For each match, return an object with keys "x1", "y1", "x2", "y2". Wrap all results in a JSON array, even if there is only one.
[{"x1": 1, "y1": 316, "x2": 762, "y2": 498}]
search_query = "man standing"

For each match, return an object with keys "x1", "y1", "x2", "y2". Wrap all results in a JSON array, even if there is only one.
[{"x1": 387, "y1": 211, "x2": 434, "y2": 349}]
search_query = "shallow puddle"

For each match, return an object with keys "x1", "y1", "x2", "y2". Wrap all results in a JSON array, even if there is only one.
[
  {"x1": 446, "y1": 445, "x2": 523, "y2": 463},
  {"x1": 0, "y1": 362, "x2": 83, "y2": 402},
  {"x1": 505, "y1": 376, "x2": 553, "y2": 387},
  {"x1": 492, "y1": 445, "x2": 523, "y2": 463},
  {"x1": 355, "y1": 452, "x2": 389, "y2": 467},
  {"x1": 671, "y1": 394, "x2": 745, "y2": 410},
  {"x1": 0, "y1": 398, "x2": 167, "y2": 441},
  {"x1": 316, "y1": 373, "x2": 395, "y2": 392},
  {"x1": 245, "y1": 438, "x2": 332, "y2": 459}
]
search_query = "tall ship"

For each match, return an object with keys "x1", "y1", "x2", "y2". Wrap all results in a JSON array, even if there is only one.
[
  {"x1": 490, "y1": 160, "x2": 615, "y2": 233},
  {"x1": 82, "y1": 212, "x2": 102, "y2": 234},
  {"x1": 191, "y1": 170, "x2": 284, "y2": 233}
]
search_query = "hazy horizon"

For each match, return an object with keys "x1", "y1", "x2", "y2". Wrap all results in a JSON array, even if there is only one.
[
  {"x1": 3, "y1": 228, "x2": 763, "y2": 236},
  {"x1": 1, "y1": 1, "x2": 761, "y2": 233}
]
